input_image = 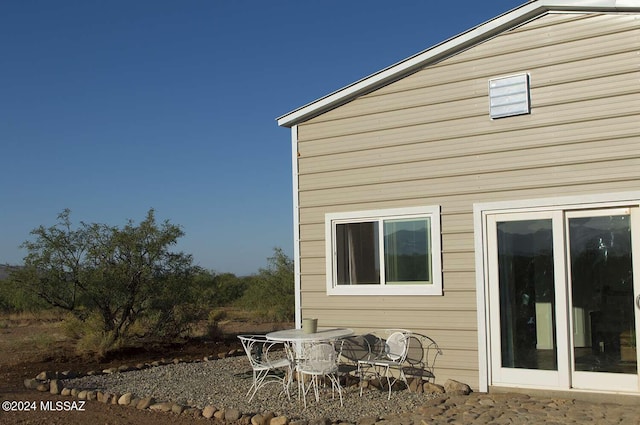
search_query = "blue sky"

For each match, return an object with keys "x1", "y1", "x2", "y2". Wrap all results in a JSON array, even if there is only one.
[{"x1": 0, "y1": 1, "x2": 523, "y2": 275}]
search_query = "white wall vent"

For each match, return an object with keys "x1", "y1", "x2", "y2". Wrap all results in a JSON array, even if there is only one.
[{"x1": 489, "y1": 73, "x2": 530, "y2": 119}]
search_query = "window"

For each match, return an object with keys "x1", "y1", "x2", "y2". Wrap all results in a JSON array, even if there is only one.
[
  {"x1": 325, "y1": 206, "x2": 442, "y2": 295},
  {"x1": 489, "y1": 73, "x2": 530, "y2": 119}
]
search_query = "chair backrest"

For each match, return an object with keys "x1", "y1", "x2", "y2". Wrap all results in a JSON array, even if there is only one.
[
  {"x1": 385, "y1": 330, "x2": 410, "y2": 362},
  {"x1": 339, "y1": 335, "x2": 373, "y2": 364},
  {"x1": 238, "y1": 335, "x2": 265, "y2": 367},
  {"x1": 303, "y1": 342, "x2": 338, "y2": 374}
]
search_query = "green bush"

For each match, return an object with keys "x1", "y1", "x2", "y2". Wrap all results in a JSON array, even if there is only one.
[{"x1": 238, "y1": 248, "x2": 294, "y2": 322}]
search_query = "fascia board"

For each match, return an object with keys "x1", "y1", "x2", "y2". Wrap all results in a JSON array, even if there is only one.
[{"x1": 276, "y1": 0, "x2": 640, "y2": 128}]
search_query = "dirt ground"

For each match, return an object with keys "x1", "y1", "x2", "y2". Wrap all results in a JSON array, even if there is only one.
[{"x1": 0, "y1": 316, "x2": 292, "y2": 425}]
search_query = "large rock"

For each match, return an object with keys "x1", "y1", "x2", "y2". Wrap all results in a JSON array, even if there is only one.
[
  {"x1": 225, "y1": 408, "x2": 241, "y2": 422},
  {"x1": 171, "y1": 403, "x2": 185, "y2": 414},
  {"x1": 423, "y1": 382, "x2": 446, "y2": 394},
  {"x1": 36, "y1": 371, "x2": 55, "y2": 380},
  {"x1": 118, "y1": 393, "x2": 133, "y2": 405},
  {"x1": 252, "y1": 414, "x2": 266, "y2": 425},
  {"x1": 202, "y1": 405, "x2": 216, "y2": 418},
  {"x1": 149, "y1": 402, "x2": 173, "y2": 412},
  {"x1": 136, "y1": 397, "x2": 155, "y2": 410},
  {"x1": 444, "y1": 379, "x2": 472, "y2": 395},
  {"x1": 23, "y1": 378, "x2": 39, "y2": 390},
  {"x1": 49, "y1": 379, "x2": 62, "y2": 394},
  {"x1": 214, "y1": 408, "x2": 226, "y2": 420},
  {"x1": 270, "y1": 416, "x2": 289, "y2": 425}
]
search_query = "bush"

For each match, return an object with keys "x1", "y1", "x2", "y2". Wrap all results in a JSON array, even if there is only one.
[{"x1": 238, "y1": 248, "x2": 294, "y2": 322}]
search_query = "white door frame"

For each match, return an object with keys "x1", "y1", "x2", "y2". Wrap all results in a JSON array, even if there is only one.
[
  {"x1": 486, "y1": 210, "x2": 570, "y2": 389},
  {"x1": 474, "y1": 191, "x2": 640, "y2": 393}
]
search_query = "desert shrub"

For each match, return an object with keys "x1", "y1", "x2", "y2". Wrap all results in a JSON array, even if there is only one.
[
  {"x1": 238, "y1": 248, "x2": 294, "y2": 322},
  {"x1": 63, "y1": 312, "x2": 123, "y2": 358},
  {"x1": 0, "y1": 268, "x2": 48, "y2": 313},
  {"x1": 10, "y1": 209, "x2": 200, "y2": 353}
]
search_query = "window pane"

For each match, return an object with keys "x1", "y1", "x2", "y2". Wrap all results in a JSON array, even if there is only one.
[
  {"x1": 335, "y1": 222, "x2": 380, "y2": 285},
  {"x1": 384, "y1": 218, "x2": 431, "y2": 284}
]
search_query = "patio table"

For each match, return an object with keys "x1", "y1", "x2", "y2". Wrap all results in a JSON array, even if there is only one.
[{"x1": 266, "y1": 327, "x2": 354, "y2": 343}]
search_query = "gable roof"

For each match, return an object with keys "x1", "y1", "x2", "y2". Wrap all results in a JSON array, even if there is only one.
[{"x1": 277, "y1": 0, "x2": 640, "y2": 128}]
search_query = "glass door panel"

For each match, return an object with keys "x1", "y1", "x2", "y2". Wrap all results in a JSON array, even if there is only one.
[
  {"x1": 497, "y1": 219, "x2": 557, "y2": 371},
  {"x1": 568, "y1": 209, "x2": 638, "y2": 390},
  {"x1": 488, "y1": 212, "x2": 567, "y2": 387}
]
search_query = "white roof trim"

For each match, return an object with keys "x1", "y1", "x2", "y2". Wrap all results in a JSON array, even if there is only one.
[{"x1": 277, "y1": 0, "x2": 640, "y2": 128}]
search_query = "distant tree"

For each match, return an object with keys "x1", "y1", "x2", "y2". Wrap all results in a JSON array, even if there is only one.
[
  {"x1": 192, "y1": 270, "x2": 248, "y2": 308},
  {"x1": 10, "y1": 209, "x2": 198, "y2": 348},
  {"x1": 239, "y1": 248, "x2": 294, "y2": 321}
]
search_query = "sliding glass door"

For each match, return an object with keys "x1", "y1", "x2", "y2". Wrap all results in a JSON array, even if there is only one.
[{"x1": 487, "y1": 208, "x2": 640, "y2": 391}]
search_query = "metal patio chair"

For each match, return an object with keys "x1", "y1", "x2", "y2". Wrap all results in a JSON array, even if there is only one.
[
  {"x1": 238, "y1": 335, "x2": 293, "y2": 401},
  {"x1": 357, "y1": 329, "x2": 412, "y2": 399},
  {"x1": 297, "y1": 341, "x2": 343, "y2": 407}
]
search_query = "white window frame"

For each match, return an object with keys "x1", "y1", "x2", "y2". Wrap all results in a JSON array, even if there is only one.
[{"x1": 325, "y1": 205, "x2": 442, "y2": 296}]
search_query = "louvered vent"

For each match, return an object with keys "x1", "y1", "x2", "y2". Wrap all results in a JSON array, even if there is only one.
[{"x1": 489, "y1": 74, "x2": 530, "y2": 119}]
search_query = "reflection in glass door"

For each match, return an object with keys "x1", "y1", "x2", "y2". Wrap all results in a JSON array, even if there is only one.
[
  {"x1": 497, "y1": 219, "x2": 557, "y2": 371},
  {"x1": 568, "y1": 210, "x2": 637, "y2": 389},
  {"x1": 488, "y1": 207, "x2": 639, "y2": 392}
]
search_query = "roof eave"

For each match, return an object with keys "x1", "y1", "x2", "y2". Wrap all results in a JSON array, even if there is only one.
[{"x1": 276, "y1": 0, "x2": 640, "y2": 128}]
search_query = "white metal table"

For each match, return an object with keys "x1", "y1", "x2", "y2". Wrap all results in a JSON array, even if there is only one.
[
  {"x1": 267, "y1": 328, "x2": 353, "y2": 406},
  {"x1": 266, "y1": 327, "x2": 354, "y2": 342}
]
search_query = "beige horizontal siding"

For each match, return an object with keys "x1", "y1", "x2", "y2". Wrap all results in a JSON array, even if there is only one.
[
  {"x1": 295, "y1": 12, "x2": 640, "y2": 390},
  {"x1": 303, "y1": 290, "x2": 477, "y2": 312},
  {"x1": 298, "y1": 159, "x2": 640, "y2": 208}
]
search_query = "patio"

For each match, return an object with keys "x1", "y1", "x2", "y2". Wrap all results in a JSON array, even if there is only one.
[{"x1": 62, "y1": 354, "x2": 438, "y2": 422}]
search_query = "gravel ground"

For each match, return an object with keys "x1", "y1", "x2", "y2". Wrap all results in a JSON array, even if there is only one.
[{"x1": 63, "y1": 356, "x2": 436, "y2": 422}]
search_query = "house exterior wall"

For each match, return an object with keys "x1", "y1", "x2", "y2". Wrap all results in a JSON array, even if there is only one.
[{"x1": 294, "y1": 12, "x2": 640, "y2": 388}]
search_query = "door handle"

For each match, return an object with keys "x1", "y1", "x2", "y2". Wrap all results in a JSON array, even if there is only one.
[{"x1": 636, "y1": 294, "x2": 640, "y2": 309}]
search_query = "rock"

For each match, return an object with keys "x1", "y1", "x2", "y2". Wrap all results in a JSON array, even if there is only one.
[
  {"x1": 61, "y1": 388, "x2": 72, "y2": 396},
  {"x1": 70, "y1": 388, "x2": 79, "y2": 397},
  {"x1": 23, "y1": 378, "x2": 39, "y2": 389},
  {"x1": 111, "y1": 393, "x2": 120, "y2": 404},
  {"x1": 252, "y1": 414, "x2": 266, "y2": 425},
  {"x1": 118, "y1": 393, "x2": 133, "y2": 405},
  {"x1": 309, "y1": 419, "x2": 331, "y2": 425},
  {"x1": 118, "y1": 365, "x2": 132, "y2": 372},
  {"x1": 214, "y1": 407, "x2": 226, "y2": 420},
  {"x1": 444, "y1": 379, "x2": 472, "y2": 395},
  {"x1": 270, "y1": 416, "x2": 289, "y2": 425},
  {"x1": 137, "y1": 397, "x2": 154, "y2": 410},
  {"x1": 77, "y1": 390, "x2": 88, "y2": 400},
  {"x1": 423, "y1": 382, "x2": 446, "y2": 394},
  {"x1": 36, "y1": 383, "x2": 49, "y2": 392},
  {"x1": 226, "y1": 408, "x2": 241, "y2": 422},
  {"x1": 103, "y1": 367, "x2": 118, "y2": 374},
  {"x1": 262, "y1": 412, "x2": 275, "y2": 425},
  {"x1": 36, "y1": 371, "x2": 55, "y2": 380},
  {"x1": 202, "y1": 405, "x2": 216, "y2": 418},
  {"x1": 171, "y1": 403, "x2": 185, "y2": 414},
  {"x1": 86, "y1": 391, "x2": 97, "y2": 401},
  {"x1": 129, "y1": 398, "x2": 141, "y2": 407},
  {"x1": 59, "y1": 370, "x2": 77, "y2": 379},
  {"x1": 149, "y1": 402, "x2": 173, "y2": 412},
  {"x1": 184, "y1": 407, "x2": 202, "y2": 418}
]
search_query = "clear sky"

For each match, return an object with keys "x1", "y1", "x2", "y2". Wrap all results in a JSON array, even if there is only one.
[{"x1": 1, "y1": 0, "x2": 523, "y2": 275}]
